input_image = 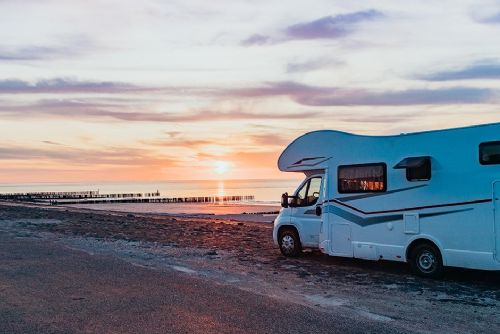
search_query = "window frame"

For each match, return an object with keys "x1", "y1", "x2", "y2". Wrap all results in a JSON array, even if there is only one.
[
  {"x1": 479, "y1": 141, "x2": 500, "y2": 165},
  {"x1": 337, "y1": 162, "x2": 387, "y2": 194}
]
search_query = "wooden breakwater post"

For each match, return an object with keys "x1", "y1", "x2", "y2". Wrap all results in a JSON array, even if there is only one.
[
  {"x1": 0, "y1": 190, "x2": 101, "y2": 200},
  {"x1": 48, "y1": 195, "x2": 255, "y2": 205},
  {"x1": 0, "y1": 190, "x2": 161, "y2": 202},
  {"x1": 0, "y1": 190, "x2": 255, "y2": 205}
]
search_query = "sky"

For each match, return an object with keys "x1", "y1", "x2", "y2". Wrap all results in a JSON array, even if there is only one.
[{"x1": 1, "y1": 0, "x2": 500, "y2": 183}]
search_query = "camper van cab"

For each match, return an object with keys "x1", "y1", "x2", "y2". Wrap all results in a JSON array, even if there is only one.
[
  {"x1": 274, "y1": 174, "x2": 324, "y2": 254},
  {"x1": 272, "y1": 123, "x2": 500, "y2": 278}
]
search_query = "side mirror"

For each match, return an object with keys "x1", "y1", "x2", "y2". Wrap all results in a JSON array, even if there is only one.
[
  {"x1": 315, "y1": 205, "x2": 322, "y2": 216},
  {"x1": 281, "y1": 192, "x2": 289, "y2": 208}
]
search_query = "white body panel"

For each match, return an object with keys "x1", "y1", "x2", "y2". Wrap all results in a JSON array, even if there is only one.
[{"x1": 274, "y1": 123, "x2": 500, "y2": 271}]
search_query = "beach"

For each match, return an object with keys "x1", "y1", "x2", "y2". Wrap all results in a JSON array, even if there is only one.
[
  {"x1": 1, "y1": 201, "x2": 499, "y2": 333},
  {"x1": 64, "y1": 202, "x2": 281, "y2": 222}
]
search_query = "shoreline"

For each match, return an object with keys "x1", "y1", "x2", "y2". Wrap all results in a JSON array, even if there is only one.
[{"x1": 0, "y1": 200, "x2": 281, "y2": 223}]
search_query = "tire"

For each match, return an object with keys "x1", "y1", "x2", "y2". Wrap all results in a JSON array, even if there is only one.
[
  {"x1": 278, "y1": 228, "x2": 302, "y2": 257},
  {"x1": 409, "y1": 243, "x2": 444, "y2": 279}
]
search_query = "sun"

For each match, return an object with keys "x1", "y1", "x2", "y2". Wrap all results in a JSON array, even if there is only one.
[{"x1": 214, "y1": 161, "x2": 230, "y2": 175}]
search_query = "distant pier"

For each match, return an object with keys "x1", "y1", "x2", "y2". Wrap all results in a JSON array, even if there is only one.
[
  {"x1": 50, "y1": 195, "x2": 255, "y2": 205},
  {"x1": 0, "y1": 190, "x2": 160, "y2": 200},
  {"x1": 0, "y1": 190, "x2": 254, "y2": 205}
]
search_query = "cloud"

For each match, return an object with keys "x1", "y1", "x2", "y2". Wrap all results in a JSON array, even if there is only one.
[
  {"x1": 419, "y1": 61, "x2": 500, "y2": 81},
  {"x1": 12, "y1": 80, "x2": 487, "y2": 109},
  {"x1": 196, "y1": 150, "x2": 280, "y2": 166},
  {"x1": 285, "y1": 10, "x2": 384, "y2": 40},
  {"x1": 0, "y1": 46, "x2": 73, "y2": 61},
  {"x1": 472, "y1": 11, "x2": 500, "y2": 24},
  {"x1": 140, "y1": 132, "x2": 291, "y2": 155},
  {"x1": 241, "y1": 34, "x2": 272, "y2": 46},
  {"x1": 226, "y1": 81, "x2": 497, "y2": 106},
  {"x1": 295, "y1": 87, "x2": 494, "y2": 106},
  {"x1": 247, "y1": 133, "x2": 290, "y2": 146},
  {"x1": 0, "y1": 78, "x2": 136, "y2": 94},
  {"x1": 0, "y1": 36, "x2": 94, "y2": 61},
  {"x1": 42, "y1": 140, "x2": 64, "y2": 146},
  {"x1": 140, "y1": 136, "x2": 214, "y2": 148},
  {"x1": 241, "y1": 9, "x2": 384, "y2": 46},
  {"x1": 334, "y1": 111, "x2": 423, "y2": 123},
  {"x1": 226, "y1": 81, "x2": 328, "y2": 98},
  {"x1": 0, "y1": 77, "x2": 217, "y2": 96},
  {"x1": 286, "y1": 58, "x2": 342, "y2": 73},
  {"x1": 0, "y1": 145, "x2": 178, "y2": 167},
  {"x1": 0, "y1": 99, "x2": 319, "y2": 122}
]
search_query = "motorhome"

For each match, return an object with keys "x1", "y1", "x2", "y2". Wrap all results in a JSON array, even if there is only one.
[{"x1": 272, "y1": 123, "x2": 500, "y2": 277}]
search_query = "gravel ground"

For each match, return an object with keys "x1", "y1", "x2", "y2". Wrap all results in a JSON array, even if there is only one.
[{"x1": 0, "y1": 202, "x2": 499, "y2": 333}]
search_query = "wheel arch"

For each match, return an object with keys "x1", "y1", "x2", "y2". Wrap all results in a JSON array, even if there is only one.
[
  {"x1": 278, "y1": 224, "x2": 301, "y2": 242},
  {"x1": 405, "y1": 235, "x2": 446, "y2": 265}
]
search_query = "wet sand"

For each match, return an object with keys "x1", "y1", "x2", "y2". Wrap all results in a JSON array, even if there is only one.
[
  {"x1": 65, "y1": 201, "x2": 281, "y2": 216},
  {"x1": 1, "y1": 201, "x2": 499, "y2": 333}
]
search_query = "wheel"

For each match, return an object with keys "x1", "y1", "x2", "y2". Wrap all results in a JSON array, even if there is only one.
[
  {"x1": 278, "y1": 228, "x2": 301, "y2": 257},
  {"x1": 409, "y1": 243, "x2": 444, "y2": 279}
]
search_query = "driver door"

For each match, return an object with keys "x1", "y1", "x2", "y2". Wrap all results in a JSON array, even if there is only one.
[{"x1": 291, "y1": 176, "x2": 323, "y2": 247}]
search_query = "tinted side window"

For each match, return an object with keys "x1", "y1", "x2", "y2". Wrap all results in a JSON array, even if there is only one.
[
  {"x1": 338, "y1": 163, "x2": 387, "y2": 193},
  {"x1": 407, "y1": 158, "x2": 431, "y2": 181},
  {"x1": 480, "y1": 141, "x2": 500, "y2": 165}
]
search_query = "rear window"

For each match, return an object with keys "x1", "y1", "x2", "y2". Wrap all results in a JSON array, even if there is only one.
[{"x1": 480, "y1": 141, "x2": 500, "y2": 165}]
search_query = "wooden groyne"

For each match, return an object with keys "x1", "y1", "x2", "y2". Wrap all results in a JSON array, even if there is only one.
[
  {"x1": 49, "y1": 195, "x2": 255, "y2": 205},
  {"x1": 0, "y1": 190, "x2": 254, "y2": 205},
  {"x1": 0, "y1": 190, "x2": 161, "y2": 201}
]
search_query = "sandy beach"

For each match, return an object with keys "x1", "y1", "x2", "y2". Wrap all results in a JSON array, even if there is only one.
[
  {"x1": 64, "y1": 202, "x2": 281, "y2": 223},
  {"x1": 1, "y1": 201, "x2": 499, "y2": 333}
]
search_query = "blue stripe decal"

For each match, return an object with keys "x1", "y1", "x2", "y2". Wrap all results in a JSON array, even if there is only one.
[
  {"x1": 420, "y1": 208, "x2": 473, "y2": 218},
  {"x1": 326, "y1": 205, "x2": 402, "y2": 226},
  {"x1": 325, "y1": 205, "x2": 473, "y2": 227}
]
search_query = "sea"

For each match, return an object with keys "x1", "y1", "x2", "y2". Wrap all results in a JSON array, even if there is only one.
[
  {"x1": 0, "y1": 179, "x2": 302, "y2": 215},
  {"x1": 0, "y1": 179, "x2": 300, "y2": 203}
]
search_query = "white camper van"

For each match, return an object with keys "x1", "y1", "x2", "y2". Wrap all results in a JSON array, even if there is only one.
[{"x1": 273, "y1": 123, "x2": 500, "y2": 278}]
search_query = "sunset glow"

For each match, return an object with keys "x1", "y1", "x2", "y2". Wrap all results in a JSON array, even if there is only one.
[
  {"x1": 214, "y1": 161, "x2": 230, "y2": 176},
  {"x1": 1, "y1": 1, "x2": 500, "y2": 183}
]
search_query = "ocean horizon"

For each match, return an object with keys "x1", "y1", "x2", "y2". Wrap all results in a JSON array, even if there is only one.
[{"x1": 0, "y1": 178, "x2": 301, "y2": 204}]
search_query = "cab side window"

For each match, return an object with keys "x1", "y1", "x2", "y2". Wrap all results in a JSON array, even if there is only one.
[
  {"x1": 295, "y1": 181, "x2": 308, "y2": 206},
  {"x1": 307, "y1": 177, "x2": 322, "y2": 206},
  {"x1": 293, "y1": 177, "x2": 322, "y2": 207}
]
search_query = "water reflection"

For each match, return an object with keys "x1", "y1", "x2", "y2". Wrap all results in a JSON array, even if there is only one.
[{"x1": 217, "y1": 181, "x2": 225, "y2": 204}]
